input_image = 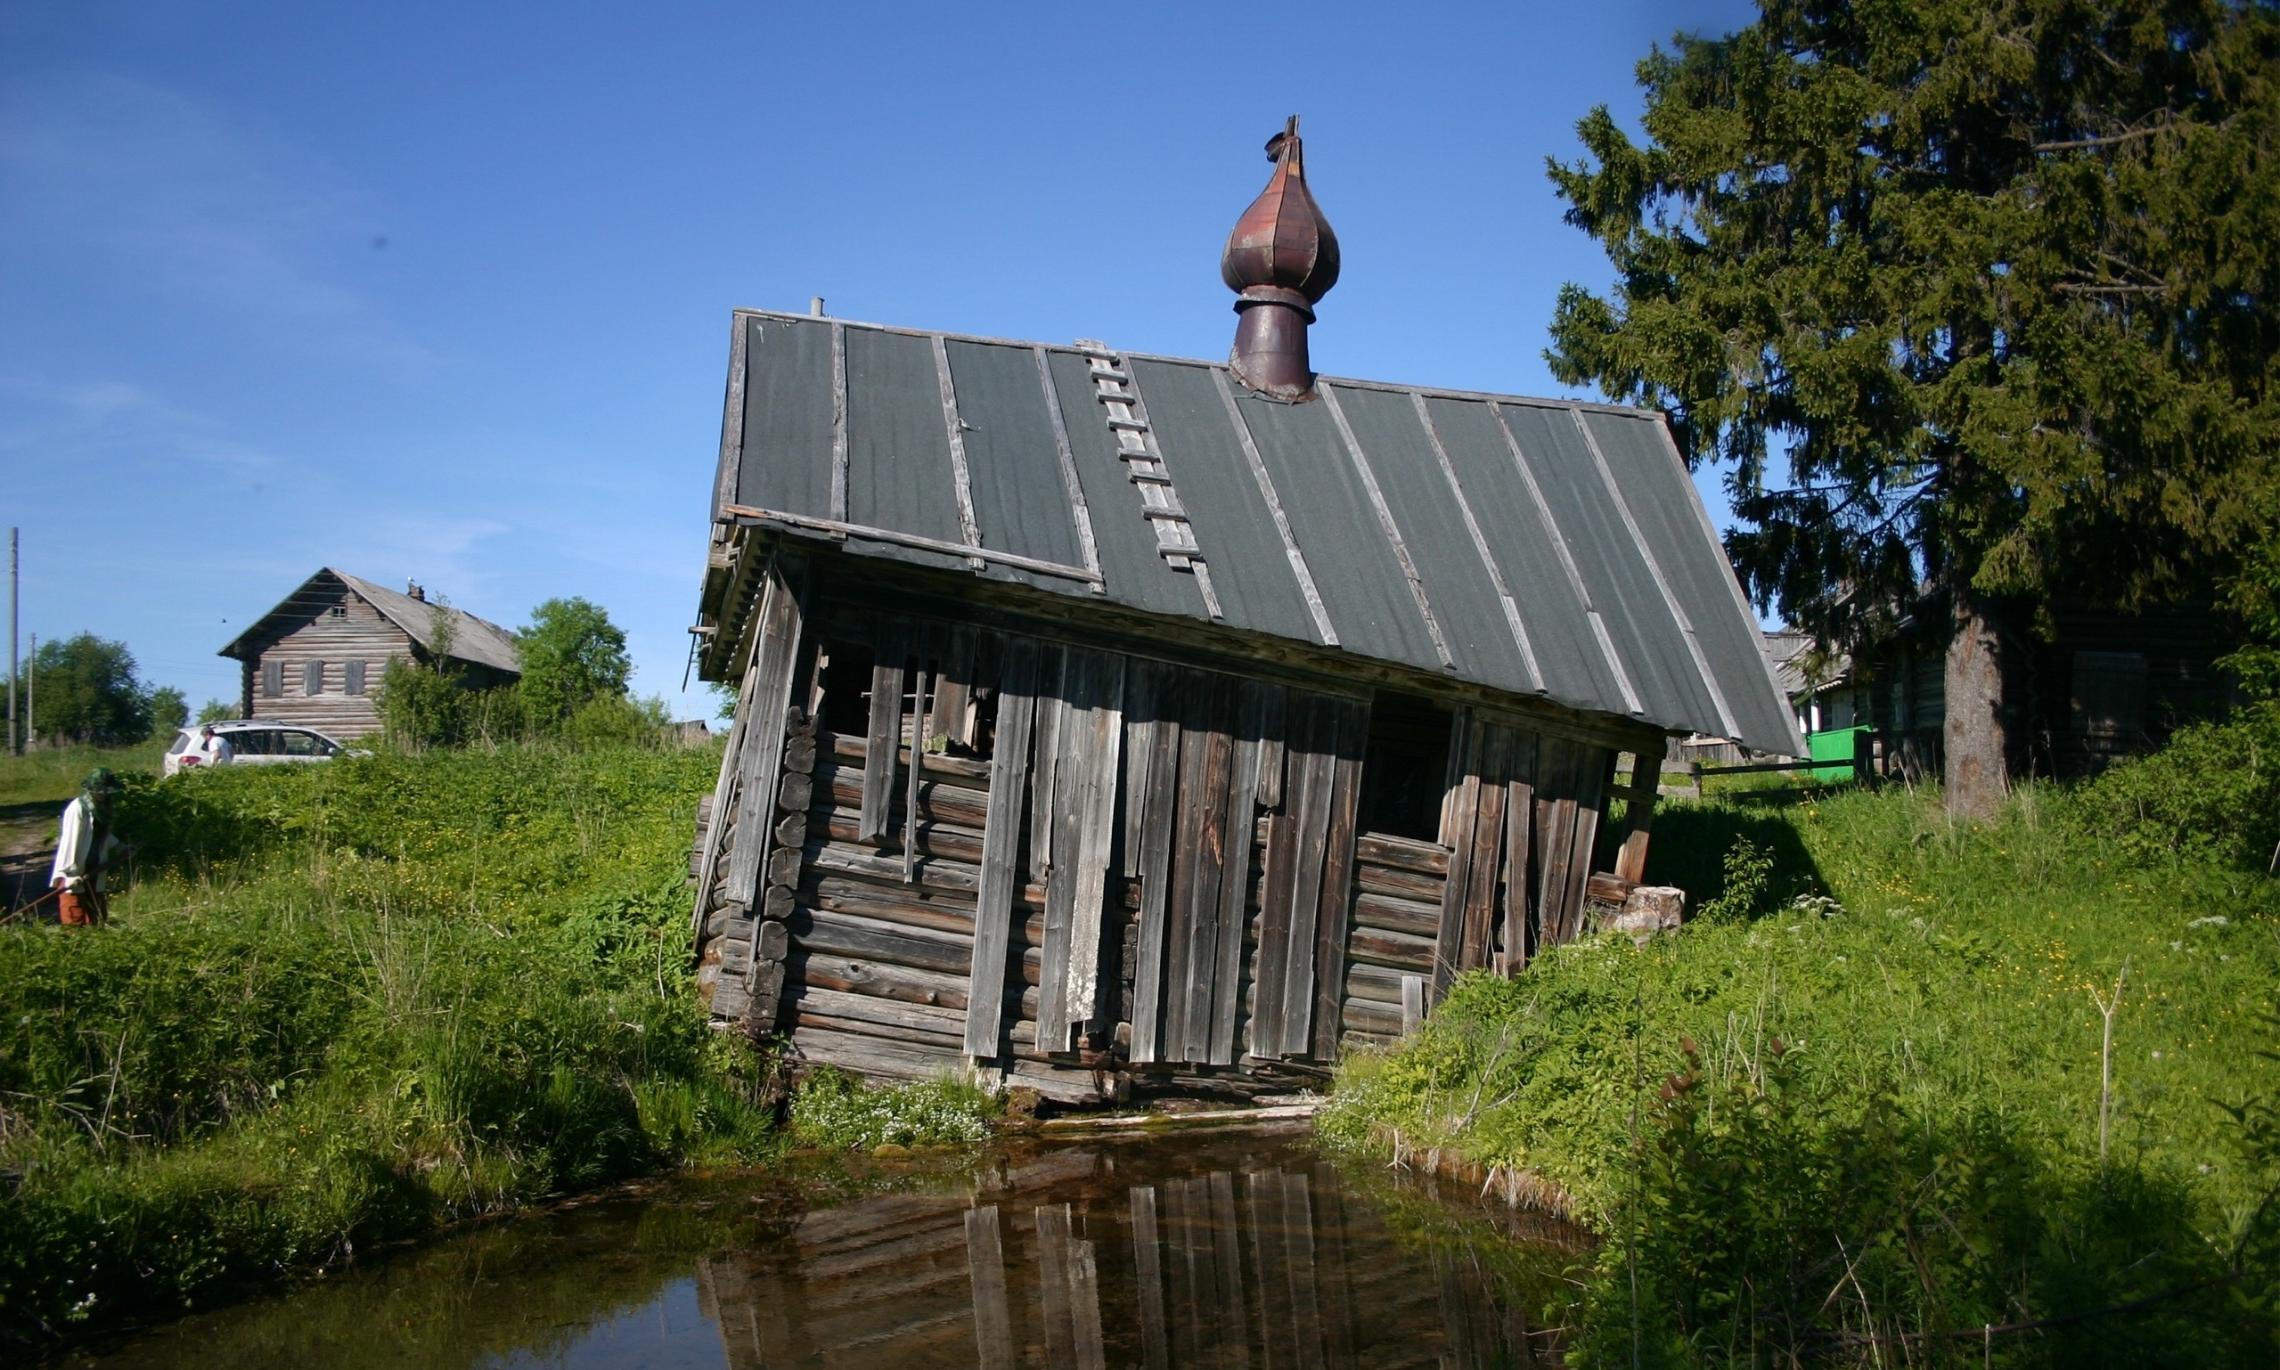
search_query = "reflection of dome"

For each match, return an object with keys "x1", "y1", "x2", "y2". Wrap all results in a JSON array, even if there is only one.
[
  {"x1": 1221, "y1": 119, "x2": 1341, "y2": 303},
  {"x1": 1221, "y1": 117, "x2": 1339, "y2": 401}
]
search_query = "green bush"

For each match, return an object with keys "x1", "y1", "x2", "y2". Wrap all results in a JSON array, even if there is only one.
[{"x1": 2066, "y1": 701, "x2": 2280, "y2": 872}]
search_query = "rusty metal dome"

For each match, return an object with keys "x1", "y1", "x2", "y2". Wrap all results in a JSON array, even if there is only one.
[{"x1": 1222, "y1": 116, "x2": 1339, "y2": 400}]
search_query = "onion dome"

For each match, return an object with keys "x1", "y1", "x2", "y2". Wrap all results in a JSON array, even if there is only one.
[{"x1": 1221, "y1": 117, "x2": 1339, "y2": 400}]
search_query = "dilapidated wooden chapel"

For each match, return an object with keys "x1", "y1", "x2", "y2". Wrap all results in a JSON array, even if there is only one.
[{"x1": 688, "y1": 121, "x2": 1799, "y2": 1102}]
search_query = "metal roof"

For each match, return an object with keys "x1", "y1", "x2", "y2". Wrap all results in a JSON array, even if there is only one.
[
  {"x1": 709, "y1": 309, "x2": 1801, "y2": 755},
  {"x1": 219, "y1": 568, "x2": 524, "y2": 676}
]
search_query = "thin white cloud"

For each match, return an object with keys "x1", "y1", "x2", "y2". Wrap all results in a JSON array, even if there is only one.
[
  {"x1": 0, "y1": 71, "x2": 435, "y2": 370},
  {"x1": 0, "y1": 373, "x2": 281, "y2": 476}
]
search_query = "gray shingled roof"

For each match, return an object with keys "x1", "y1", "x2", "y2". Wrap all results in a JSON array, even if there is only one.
[
  {"x1": 220, "y1": 568, "x2": 523, "y2": 676},
  {"x1": 710, "y1": 309, "x2": 1801, "y2": 755}
]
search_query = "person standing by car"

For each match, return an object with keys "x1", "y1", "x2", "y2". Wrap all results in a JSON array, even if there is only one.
[
  {"x1": 197, "y1": 724, "x2": 234, "y2": 767},
  {"x1": 50, "y1": 769, "x2": 124, "y2": 927}
]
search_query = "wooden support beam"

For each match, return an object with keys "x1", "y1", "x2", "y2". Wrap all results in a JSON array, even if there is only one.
[
  {"x1": 1309, "y1": 698, "x2": 1366, "y2": 1060},
  {"x1": 1499, "y1": 731, "x2": 1539, "y2": 974},
  {"x1": 859, "y1": 626, "x2": 907, "y2": 843},
  {"x1": 1127, "y1": 680, "x2": 1184, "y2": 1065},
  {"x1": 963, "y1": 637, "x2": 1037, "y2": 1058},
  {"x1": 1431, "y1": 713, "x2": 1481, "y2": 1002}
]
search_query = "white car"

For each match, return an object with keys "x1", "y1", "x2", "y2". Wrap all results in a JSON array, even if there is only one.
[{"x1": 163, "y1": 720, "x2": 351, "y2": 776}]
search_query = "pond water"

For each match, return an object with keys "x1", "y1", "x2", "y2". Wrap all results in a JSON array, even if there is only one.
[{"x1": 63, "y1": 1126, "x2": 1584, "y2": 1368}]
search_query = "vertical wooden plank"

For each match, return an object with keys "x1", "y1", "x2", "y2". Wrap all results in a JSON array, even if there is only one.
[
  {"x1": 1562, "y1": 746, "x2": 1611, "y2": 939},
  {"x1": 1035, "y1": 655, "x2": 1090, "y2": 1051},
  {"x1": 689, "y1": 622, "x2": 764, "y2": 939},
  {"x1": 1063, "y1": 652, "x2": 1126, "y2": 1031},
  {"x1": 1119, "y1": 663, "x2": 1159, "y2": 880},
  {"x1": 858, "y1": 625, "x2": 906, "y2": 843},
  {"x1": 1431, "y1": 713, "x2": 1482, "y2": 1001},
  {"x1": 1458, "y1": 724, "x2": 1510, "y2": 974},
  {"x1": 1180, "y1": 684, "x2": 1237, "y2": 1064},
  {"x1": 1275, "y1": 696, "x2": 1336, "y2": 1057},
  {"x1": 1534, "y1": 737, "x2": 1582, "y2": 948},
  {"x1": 928, "y1": 625, "x2": 975, "y2": 747},
  {"x1": 1500, "y1": 731, "x2": 1540, "y2": 974},
  {"x1": 1400, "y1": 975, "x2": 1426, "y2": 1034},
  {"x1": 1247, "y1": 803, "x2": 1298, "y2": 1058},
  {"x1": 1309, "y1": 698, "x2": 1366, "y2": 1060},
  {"x1": 724, "y1": 567, "x2": 806, "y2": 908},
  {"x1": 964, "y1": 638, "x2": 1038, "y2": 1058},
  {"x1": 1614, "y1": 750, "x2": 1658, "y2": 885},
  {"x1": 1129, "y1": 687, "x2": 1184, "y2": 1065},
  {"x1": 965, "y1": 1206, "x2": 1013, "y2": 1370},
  {"x1": 902, "y1": 662, "x2": 932, "y2": 884},
  {"x1": 1159, "y1": 684, "x2": 1210, "y2": 1060},
  {"x1": 1209, "y1": 681, "x2": 1271, "y2": 1064},
  {"x1": 1253, "y1": 683, "x2": 1287, "y2": 808},
  {"x1": 1028, "y1": 647, "x2": 1067, "y2": 884},
  {"x1": 1130, "y1": 1186, "x2": 1171, "y2": 1370}
]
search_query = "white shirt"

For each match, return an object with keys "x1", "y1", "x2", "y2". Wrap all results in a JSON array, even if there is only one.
[
  {"x1": 49, "y1": 797, "x2": 120, "y2": 893},
  {"x1": 201, "y1": 733, "x2": 234, "y2": 765}
]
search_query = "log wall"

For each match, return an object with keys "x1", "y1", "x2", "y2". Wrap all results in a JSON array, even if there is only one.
[{"x1": 692, "y1": 565, "x2": 1664, "y2": 1100}]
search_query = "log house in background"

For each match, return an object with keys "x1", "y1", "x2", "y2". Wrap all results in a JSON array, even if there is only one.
[
  {"x1": 689, "y1": 123, "x2": 1800, "y2": 1102},
  {"x1": 218, "y1": 568, "x2": 522, "y2": 738}
]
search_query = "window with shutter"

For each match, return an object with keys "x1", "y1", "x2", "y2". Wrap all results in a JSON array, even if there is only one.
[
  {"x1": 305, "y1": 660, "x2": 324, "y2": 695},
  {"x1": 345, "y1": 660, "x2": 366, "y2": 695},
  {"x1": 262, "y1": 660, "x2": 282, "y2": 697}
]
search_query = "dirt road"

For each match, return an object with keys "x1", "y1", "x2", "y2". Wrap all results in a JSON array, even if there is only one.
[{"x1": 2, "y1": 800, "x2": 57, "y2": 920}]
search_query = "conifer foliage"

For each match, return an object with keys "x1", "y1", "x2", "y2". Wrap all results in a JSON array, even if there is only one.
[{"x1": 1546, "y1": 0, "x2": 2280, "y2": 816}]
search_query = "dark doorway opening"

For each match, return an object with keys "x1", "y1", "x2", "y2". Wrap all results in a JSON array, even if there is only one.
[{"x1": 1358, "y1": 691, "x2": 1453, "y2": 840}]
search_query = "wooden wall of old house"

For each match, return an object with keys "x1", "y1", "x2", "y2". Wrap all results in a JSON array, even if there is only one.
[
  {"x1": 240, "y1": 589, "x2": 406, "y2": 737},
  {"x1": 691, "y1": 563, "x2": 1662, "y2": 1100}
]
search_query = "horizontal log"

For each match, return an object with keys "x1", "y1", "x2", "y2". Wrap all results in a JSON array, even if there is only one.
[
  {"x1": 1344, "y1": 960, "x2": 1411, "y2": 1005},
  {"x1": 790, "y1": 985, "x2": 969, "y2": 1037},
  {"x1": 794, "y1": 1009, "x2": 961, "y2": 1050},
  {"x1": 789, "y1": 1025, "x2": 974, "y2": 1084},
  {"x1": 824, "y1": 730, "x2": 993, "y2": 783},
  {"x1": 1354, "y1": 860, "x2": 1445, "y2": 903},
  {"x1": 802, "y1": 872, "x2": 1049, "y2": 946},
  {"x1": 1346, "y1": 923, "x2": 1434, "y2": 972},
  {"x1": 1354, "y1": 832, "x2": 1451, "y2": 876},
  {"x1": 792, "y1": 907, "x2": 1041, "y2": 984},
  {"x1": 1587, "y1": 871, "x2": 1633, "y2": 905},
  {"x1": 819, "y1": 762, "x2": 992, "y2": 831},
  {"x1": 1351, "y1": 890, "x2": 1439, "y2": 939},
  {"x1": 1341, "y1": 995, "x2": 1403, "y2": 1035}
]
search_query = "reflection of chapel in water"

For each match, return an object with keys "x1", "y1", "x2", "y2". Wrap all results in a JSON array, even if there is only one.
[{"x1": 695, "y1": 1141, "x2": 1570, "y2": 1367}]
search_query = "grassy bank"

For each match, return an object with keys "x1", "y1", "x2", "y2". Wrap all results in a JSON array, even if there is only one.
[
  {"x1": 0, "y1": 744, "x2": 790, "y2": 1343},
  {"x1": 0, "y1": 742, "x2": 166, "y2": 810},
  {"x1": 1322, "y1": 729, "x2": 2280, "y2": 1363}
]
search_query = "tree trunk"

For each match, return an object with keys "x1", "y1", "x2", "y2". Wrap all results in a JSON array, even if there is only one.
[{"x1": 1943, "y1": 583, "x2": 2008, "y2": 820}]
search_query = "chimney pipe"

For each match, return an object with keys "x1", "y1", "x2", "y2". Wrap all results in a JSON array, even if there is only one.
[
  {"x1": 407, "y1": 580, "x2": 425, "y2": 603},
  {"x1": 1221, "y1": 116, "x2": 1339, "y2": 401},
  {"x1": 809, "y1": 297, "x2": 826, "y2": 317}
]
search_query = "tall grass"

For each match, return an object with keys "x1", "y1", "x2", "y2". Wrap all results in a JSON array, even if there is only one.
[
  {"x1": 0, "y1": 744, "x2": 781, "y2": 1343},
  {"x1": 1321, "y1": 776, "x2": 2280, "y2": 1362},
  {"x1": 0, "y1": 740, "x2": 166, "y2": 807}
]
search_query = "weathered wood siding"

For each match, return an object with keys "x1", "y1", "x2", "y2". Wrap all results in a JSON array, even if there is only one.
[
  {"x1": 239, "y1": 587, "x2": 407, "y2": 738},
  {"x1": 692, "y1": 568, "x2": 1663, "y2": 1100}
]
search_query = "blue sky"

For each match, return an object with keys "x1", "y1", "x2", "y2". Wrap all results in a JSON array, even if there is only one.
[{"x1": 0, "y1": 0, "x2": 1758, "y2": 718}]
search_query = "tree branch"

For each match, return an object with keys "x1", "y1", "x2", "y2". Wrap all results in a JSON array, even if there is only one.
[{"x1": 2033, "y1": 118, "x2": 2178, "y2": 153}]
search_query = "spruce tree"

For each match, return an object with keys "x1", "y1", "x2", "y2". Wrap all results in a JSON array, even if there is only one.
[{"x1": 1546, "y1": 0, "x2": 2279, "y2": 817}]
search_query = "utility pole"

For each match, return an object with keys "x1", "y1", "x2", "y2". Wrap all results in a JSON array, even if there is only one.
[
  {"x1": 26, "y1": 632, "x2": 35, "y2": 750},
  {"x1": 8, "y1": 527, "x2": 17, "y2": 756}
]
